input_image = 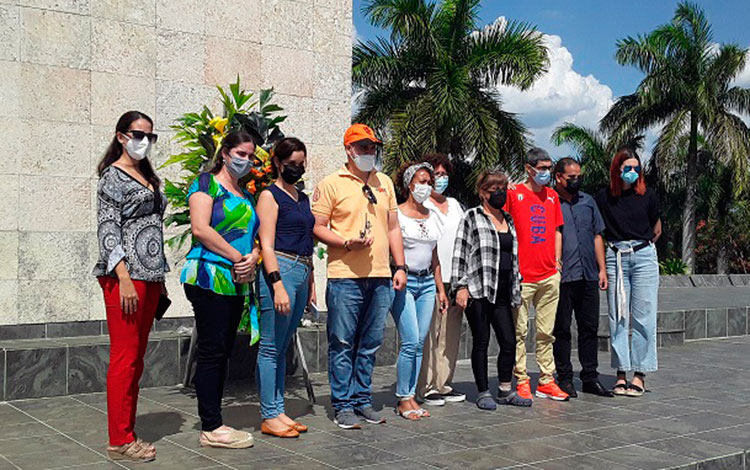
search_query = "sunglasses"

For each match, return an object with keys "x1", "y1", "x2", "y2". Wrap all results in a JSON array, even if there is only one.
[
  {"x1": 125, "y1": 129, "x2": 158, "y2": 144},
  {"x1": 623, "y1": 165, "x2": 642, "y2": 173},
  {"x1": 362, "y1": 184, "x2": 378, "y2": 205}
]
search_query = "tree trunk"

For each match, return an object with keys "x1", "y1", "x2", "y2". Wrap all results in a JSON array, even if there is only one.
[
  {"x1": 681, "y1": 114, "x2": 698, "y2": 273},
  {"x1": 716, "y1": 245, "x2": 729, "y2": 274}
]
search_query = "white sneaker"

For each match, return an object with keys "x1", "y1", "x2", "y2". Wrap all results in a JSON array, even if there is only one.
[
  {"x1": 442, "y1": 390, "x2": 467, "y2": 403},
  {"x1": 422, "y1": 393, "x2": 446, "y2": 406}
]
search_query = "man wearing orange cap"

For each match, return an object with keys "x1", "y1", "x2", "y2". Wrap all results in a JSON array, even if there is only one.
[{"x1": 312, "y1": 124, "x2": 407, "y2": 429}]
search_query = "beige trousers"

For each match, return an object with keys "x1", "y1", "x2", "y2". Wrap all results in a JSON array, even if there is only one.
[
  {"x1": 418, "y1": 296, "x2": 463, "y2": 397},
  {"x1": 513, "y1": 272, "x2": 561, "y2": 385}
]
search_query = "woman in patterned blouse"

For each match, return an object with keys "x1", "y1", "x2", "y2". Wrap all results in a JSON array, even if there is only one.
[
  {"x1": 452, "y1": 170, "x2": 530, "y2": 410},
  {"x1": 93, "y1": 110, "x2": 167, "y2": 463},
  {"x1": 181, "y1": 130, "x2": 261, "y2": 449}
]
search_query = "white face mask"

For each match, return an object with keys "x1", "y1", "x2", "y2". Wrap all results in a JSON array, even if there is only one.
[
  {"x1": 352, "y1": 153, "x2": 377, "y2": 172},
  {"x1": 124, "y1": 135, "x2": 151, "y2": 161},
  {"x1": 412, "y1": 183, "x2": 432, "y2": 204}
]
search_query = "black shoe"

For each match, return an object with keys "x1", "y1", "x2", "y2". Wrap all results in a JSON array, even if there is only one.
[
  {"x1": 558, "y1": 381, "x2": 578, "y2": 398},
  {"x1": 582, "y1": 380, "x2": 614, "y2": 397}
]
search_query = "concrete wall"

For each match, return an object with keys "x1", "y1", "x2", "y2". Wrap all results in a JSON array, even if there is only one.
[{"x1": 0, "y1": 0, "x2": 352, "y2": 325}]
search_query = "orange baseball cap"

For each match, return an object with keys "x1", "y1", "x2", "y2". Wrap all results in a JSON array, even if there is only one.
[{"x1": 343, "y1": 123, "x2": 382, "y2": 146}]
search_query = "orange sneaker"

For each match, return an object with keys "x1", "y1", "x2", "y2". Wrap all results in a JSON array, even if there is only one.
[
  {"x1": 535, "y1": 381, "x2": 570, "y2": 401},
  {"x1": 516, "y1": 380, "x2": 534, "y2": 401}
]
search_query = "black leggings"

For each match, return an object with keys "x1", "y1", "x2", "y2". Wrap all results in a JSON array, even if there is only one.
[
  {"x1": 465, "y1": 297, "x2": 516, "y2": 393},
  {"x1": 184, "y1": 284, "x2": 245, "y2": 431}
]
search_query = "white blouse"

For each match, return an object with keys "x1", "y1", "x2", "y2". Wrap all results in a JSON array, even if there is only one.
[
  {"x1": 424, "y1": 197, "x2": 464, "y2": 283},
  {"x1": 397, "y1": 208, "x2": 443, "y2": 272}
]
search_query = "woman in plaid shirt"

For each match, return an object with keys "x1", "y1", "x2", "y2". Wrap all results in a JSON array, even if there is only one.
[{"x1": 452, "y1": 170, "x2": 530, "y2": 410}]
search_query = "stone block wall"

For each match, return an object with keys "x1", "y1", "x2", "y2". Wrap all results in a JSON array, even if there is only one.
[{"x1": 0, "y1": 0, "x2": 353, "y2": 325}]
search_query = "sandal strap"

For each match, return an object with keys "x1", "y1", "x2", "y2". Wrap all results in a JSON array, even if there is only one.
[
  {"x1": 613, "y1": 383, "x2": 628, "y2": 390},
  {"x1": 123, "y1": 441, "x2": 152, "y2": 459},
  {"x1": 629, "y1": 384, "x2": 644, "y2": 393}
]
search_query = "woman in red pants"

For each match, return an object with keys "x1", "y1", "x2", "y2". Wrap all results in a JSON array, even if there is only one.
[{"x1": 93, "y1": 110, "x2": 169, "y2": 463}]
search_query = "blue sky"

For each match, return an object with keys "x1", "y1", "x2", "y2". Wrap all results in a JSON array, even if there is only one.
[{"x1": 352, "y1": 0, "x2": 750, "y2": 156}]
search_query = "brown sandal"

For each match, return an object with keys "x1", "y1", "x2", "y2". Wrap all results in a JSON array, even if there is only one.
[{"x1": 107, "y1": 440, "x2": 156, "y2": 462}]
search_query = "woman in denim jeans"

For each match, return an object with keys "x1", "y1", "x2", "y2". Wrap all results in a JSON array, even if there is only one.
[
  {"x1": 595, "y1": 147, "x2": 662, "y2": 397},
  {"x1": 392, "y1": 162, "x2": 448, "y2": 420},
  {"x1": 256, "y1": 138, "x2": 316, "y2": 437}
]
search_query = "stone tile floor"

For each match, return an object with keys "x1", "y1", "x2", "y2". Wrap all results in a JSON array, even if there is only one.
[{"x1": 1, "y1": 337, "x2": 749, "y2": 470}]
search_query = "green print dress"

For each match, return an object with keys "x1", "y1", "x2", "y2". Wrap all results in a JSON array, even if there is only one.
[{"x1": 180, "y1": 173, "x2": 261, "y2": 342}]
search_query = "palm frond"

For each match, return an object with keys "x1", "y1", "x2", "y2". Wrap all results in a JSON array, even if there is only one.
[
  {"x1": 362, "y1": 0, "x2": 437, "y2": 45},
  {"x1": 725, "y1": 87, "x2": 750, "y2": 116},
  {"x1": 468, "y1": 19, "x2": 548, "y2": 89}
]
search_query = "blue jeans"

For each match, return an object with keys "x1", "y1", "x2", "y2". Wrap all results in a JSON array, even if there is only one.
[
  {"x1": 256, "y1": 256, "x2": 311, "y2": 419},
  {"x1": 605, "y1": 241, "x2": 659, "y2": 373},
  {"x1": 326, "y1": 278, "x2": 393, "y2": 412},
  {"x1": 391, "y1": 274, "x2": 436, "y2": 398}
]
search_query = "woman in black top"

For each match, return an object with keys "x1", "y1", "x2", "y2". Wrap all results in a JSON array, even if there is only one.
[
  {"x1": 93, "y1": 111, "x2": 167, "y2": 462},
  {"x1": 595, "y1": 147, "x2": 661, "y2": 397},
  {"x1": 256, "y1": 138, "x2": 316, "y2": 438},
  {"x1": 452, "y1": 170, "x2": 529, "y2": 410}
]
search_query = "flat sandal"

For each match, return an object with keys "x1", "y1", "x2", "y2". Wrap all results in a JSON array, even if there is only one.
[
  {"x1": 613, "y1": 382, "x2": 629, "y2": 396},
  {"x1": 107, "y1": 441, "x2": 156, "y2": 463}
]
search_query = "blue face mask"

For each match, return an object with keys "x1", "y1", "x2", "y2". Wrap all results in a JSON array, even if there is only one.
[
  {"x1": 434, "y1": 176, "x2": 449, "y2": 194},
  {"x1": 533, "y1": 169, "x2": 551, "y2": 186},
  {"x1": 621, "y1": 169, "x2": 639, "y2": 185}
]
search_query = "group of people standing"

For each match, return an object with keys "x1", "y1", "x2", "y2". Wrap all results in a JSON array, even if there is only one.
[{"x1": 93, "y1": 111, "x2": 661, "y2": 463}]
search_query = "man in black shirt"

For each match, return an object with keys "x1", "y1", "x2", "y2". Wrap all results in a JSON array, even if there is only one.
[{"x1": 553, "y1": 158, "x2": 613, "y2": 397}]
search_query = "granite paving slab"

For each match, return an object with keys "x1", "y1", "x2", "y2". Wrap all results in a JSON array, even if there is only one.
[{"x1": 0, "y1": 336, "x2": 749, "y2": 469}]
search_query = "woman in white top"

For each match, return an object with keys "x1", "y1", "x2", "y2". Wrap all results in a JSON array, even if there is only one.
[
  {"x1": 418, "y1": 153, "x2": 467, "y2": 406},
  {"x1": 391, "y1": 162, "x2": 448, "y2": 421}
]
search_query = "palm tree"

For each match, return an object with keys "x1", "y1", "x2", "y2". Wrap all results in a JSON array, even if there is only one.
[
  {"x1": 550, "y1": 123, "x2": 644, "y2": 195},
  {"x1": 600, "y1": 1, "x2": 750, "y2": 272},
  {"x1": 353, "y1": 0, "x2": 549, "y2": 202}
]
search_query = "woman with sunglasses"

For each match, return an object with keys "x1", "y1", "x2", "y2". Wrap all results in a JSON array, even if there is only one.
[
  {"x1": 595, "y1": 147, "x2": 661, "y2": 397},
  {"x1": 255, "y1": 137, "x2": 315, "y2": 438},
  {"x1": 181, "y1": 130, "x2": 261, "y2": 448},
  {"x1": 391, "y1": 162, "x2": 448, "y2": 420},
  {"x1": 93, "y1": 111, "x2": 167, "y2": 463}
]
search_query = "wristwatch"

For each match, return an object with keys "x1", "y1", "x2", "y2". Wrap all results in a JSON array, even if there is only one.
[{"x1": 394, "y1": 265, "x2": 408, "y2": 274}]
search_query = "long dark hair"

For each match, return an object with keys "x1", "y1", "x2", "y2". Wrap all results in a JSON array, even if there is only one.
[
  {"x1": 97, "y1": 111, "x2": 160, "y2": 189},
  {"x1": 208, "y1": 130, "x2": 257, "y2": 174},
  {"x1": 271, "y1": 137, "x2": 307, "y2": 178}
]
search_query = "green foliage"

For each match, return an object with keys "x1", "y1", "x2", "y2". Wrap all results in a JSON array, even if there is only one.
[
  {"x1": 161, "y1": 77, "x2": 287, "y2": 252},
  {"x1": 600, "y1": 1, "x2": 750, "y2": 269},
  {"x1": 659, "y1": 257, "x2": 690, "y2": 275},
  {"x1": 354, "y1": 0, "x2": 549, "y2": 205}
]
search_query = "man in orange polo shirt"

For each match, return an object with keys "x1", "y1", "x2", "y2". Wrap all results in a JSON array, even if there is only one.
[{"x1": 312, "y1": 124, "x2": 407, "y2": 429}]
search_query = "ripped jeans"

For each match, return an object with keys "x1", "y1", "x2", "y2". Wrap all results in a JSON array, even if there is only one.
[{"x1": 326, "y1": 278, "x2": 393, "y2": 412}]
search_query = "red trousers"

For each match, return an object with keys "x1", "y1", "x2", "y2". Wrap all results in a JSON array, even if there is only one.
[{"x1": 99, "y1": 277, "x2": 161, "y2": 446}]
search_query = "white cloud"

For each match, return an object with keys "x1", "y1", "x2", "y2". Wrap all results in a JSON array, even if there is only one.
[{"x1": 494, "y1": 33, "x2": 614, "y2": 158}]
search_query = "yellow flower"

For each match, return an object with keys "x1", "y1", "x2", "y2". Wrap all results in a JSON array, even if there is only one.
[
  {"x1": 209, "y1": 116, "x2": 229, "y2": 133},
  {"x1": 212, "y1": 133, "x2": 223, "y2": 149},
  {"x1": 255, "y1": 146, "x2": 270, "y2": 164}
]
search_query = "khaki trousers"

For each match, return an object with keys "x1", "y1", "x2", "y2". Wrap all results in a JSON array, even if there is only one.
[
  {"x1": 513, "y1": 272, "x2": 560, "y2": 385},
  {"x1": 418, "y1": 294, "x2": 463, "y2": 397}
]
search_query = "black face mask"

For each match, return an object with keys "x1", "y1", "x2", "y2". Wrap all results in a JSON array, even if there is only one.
[
  {"x1": 566, "y1": 177, "x2": 582, "y2": 194},
  {"x1": 488, "y1": 190, "x2": 507, "y2": 209},
  {"x1": 280, "y1": 164, "x2": 305, "y2": 185}
]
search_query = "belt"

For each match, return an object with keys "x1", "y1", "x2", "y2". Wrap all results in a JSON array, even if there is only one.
[
  {"x1": 608, "y1": 240, "x2": 652, "y2": 323},
  {"x1": 275, "y1": 250, "x2": 313, "y2": 269},
  {"x1": 608, "y1": 240, "x2": 651, "y2": 253},
  {"x1": 408, "y1": 268, "x2": 433, "y2": 277}
]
